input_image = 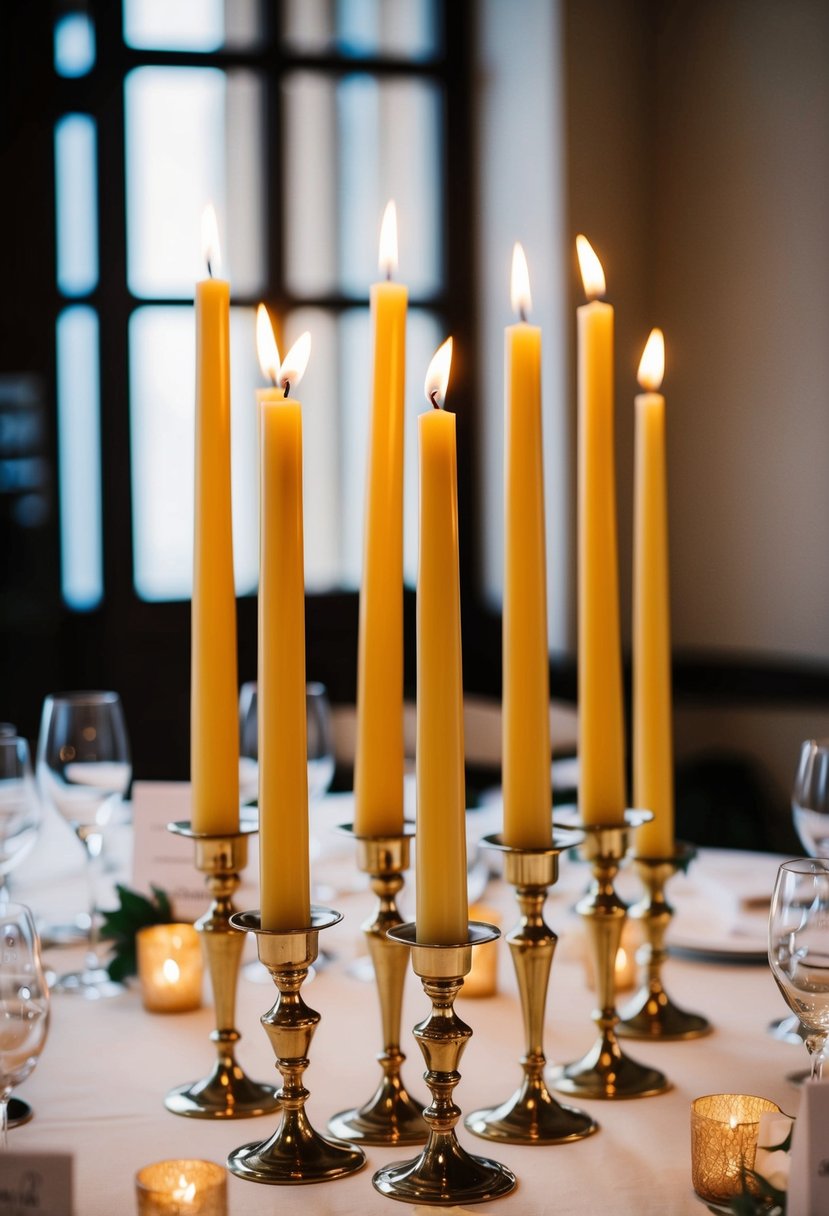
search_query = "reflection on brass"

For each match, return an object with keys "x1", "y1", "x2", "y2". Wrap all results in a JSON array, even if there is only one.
[
  {"x1": 465, "y1": 831, "x2": 598, "y2": 1145},
  {"x1": 164, "y1": 821, "x2": 279, "y2": 1120},
  {"x1": 327, "y1": 826, "x2": 427, "y2": 1146},
  {"x1": 372, "y1": 922, "x2": 516, "y2": 1206},
  {"x1": 550, "y1": 811, "x2": 670, "y2": 1100},
  {"x1": 226, "y1": 909, "x2": 366, "y2": 1185},
  {"x1": 617, "y1": 843, "x2": 712, "y2": 1040}
]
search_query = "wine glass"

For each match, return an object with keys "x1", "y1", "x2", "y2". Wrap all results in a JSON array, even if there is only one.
[
  {"x1": 238, "y1": 681, "x2": 259, "y2": 809},
  {"x1": 36, "y1": 692, "x2": 131, "y2": 999},
  {"x1": 793, "y1": 739, "x2": 829, "y2": 856},
  {"x1": 0, "y1": 903, "x2": 49, "y2": 1146},
  {"x1": 0, "y1": 738, "x2": 41, "y2": 901},
  {"x1": 768, "y1": 857, "x2": 829, "y2": 1081}
]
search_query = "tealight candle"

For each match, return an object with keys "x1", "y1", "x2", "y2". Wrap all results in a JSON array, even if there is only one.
[
  {"x1": 691, "y1": 1094, "x2": 783, "y2": 1204},
  {"x1": 135, "y1": 1159, "x2": 226, "y2": 1216},
  {"x1": 136, "y1": 924, "x2": 202, "y2": 1013},
  {"x1": 459, "y1": 903, "x2": 501, "y2": 998}
]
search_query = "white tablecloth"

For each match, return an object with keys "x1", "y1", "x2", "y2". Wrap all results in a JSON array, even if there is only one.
[{"x1": 10, "y1": 793, "x2": 801, "y2": 1215}]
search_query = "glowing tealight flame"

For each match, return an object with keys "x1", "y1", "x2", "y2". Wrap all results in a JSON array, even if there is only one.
[
  {"x1": 510, "y1": 242, "x2": 532, "y2": 320},
  {"x1": 162, "y1": 958, "x2": 180, "y2": 984},
  {"x1": 575, "y1": 234, "x2": 606, "y2": 300},
  {"x1": 201, "y1": 203, "x2": 221, "y2": 279},
  {"x1": 729, "y1": 1115, "x2": 739, "y2": 1131},
  {"x1": 425, "y1": 337, "x2": 453, "y2": 409},
  {"x1": 256, "y1": 304, "x2": 281, "y2": 385},
  {"x1": 279, "y1": 331, "x2": 312, "y2": 394},
  {"x1": 172, "y1": 1174, "x2": 197, "y2": 1204},
  {"x1": 379, "y1": 199, "x2": 398, "y2": 279},
  {"x1": 637, "y1": 327, "x2": 665, "y2": 392}
]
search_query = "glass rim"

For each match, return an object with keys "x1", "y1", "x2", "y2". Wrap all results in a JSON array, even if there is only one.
[
  {"x1": 778, "y1": 856, "x2": 829, "y2": 874},
  {"x1": 43, "y1": 690, "x2": 121, "y2": 707},
  {"x1": 0, "y1": 901, "x2": 37, "y2": 924}
]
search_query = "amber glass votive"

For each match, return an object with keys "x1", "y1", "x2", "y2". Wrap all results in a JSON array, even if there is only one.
[
  {"x1": 135, "y1": 1159, "x2": 226, "y2": 1215},
  {"x1": 461, "y1": 904, "x2": 501, "y2": 998},
  {"x1": 690, "y1": 1093, "x2": 782, "y2": 1204},
  {"x1": 136, "y1": 924, "x2": 202, "y2": 1013}
]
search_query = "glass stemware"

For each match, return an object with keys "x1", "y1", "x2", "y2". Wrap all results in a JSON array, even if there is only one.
[
  {"x1": 36, "y1": 691, "x2": 131, "y2": 999},
  {"x1": 0, "y1": 737, "x2": 41, "y2": 902},
  {"x1": 0, "y1": 903, "x2": 49, "y2": 1146},
  {"x1": 793, "y1": 739, "x2": 829, "y2": 858},
  {"x1": 768, "y1": 857, "x2": 829, "y2": 1081}
]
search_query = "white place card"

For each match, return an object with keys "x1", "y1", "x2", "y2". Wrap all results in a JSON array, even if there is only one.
[
  {"x1": 131, "y1": 782, "x2": 258, "y2": 923},
  {"x1": 787, "y1": 1077, "x2": 829, "y2": 1216},
  {"x1": 0, "y1": 1151, "x2": 72, "y2": 1216}
]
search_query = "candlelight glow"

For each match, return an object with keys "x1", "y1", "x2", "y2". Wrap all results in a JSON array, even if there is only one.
[
  {"x1": 279, "y1": 331, "x2": 312, "y2": 393},
  {"x1": 379, "y1": 199, "x2": 398, "y2": 278},
  {"x1": 729, "y1": 1115, "x2": 739, "y2": 1131},
  {"x1": 637, "y1": 327, "x2": 665, "y2": 392},
  {"x1": 201, "y1": 203, "x2": 221, "y2": 278},
  {"x1": 576, "y1": 234, "x2": 606, "y2": 300},
  {"x1": 172, "y1": 1174, "x2": 197, "y2": 1204},
  {"x1": 162, "y1": 958, "x2": 180, "y2": 984},
  {"x1": 425, "y1": 337, "x2": 453, "y2": 409},
  {"x1": 256, "y1": 304, "x2": 280, "y2": 384},
  {"x1": 510, "y1": 242, "x2": 532, "y2": 319}
]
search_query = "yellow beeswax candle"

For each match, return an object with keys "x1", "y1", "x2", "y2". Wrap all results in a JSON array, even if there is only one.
[
  {"x1": 354, "y1": 202, "x2": 407, "y2": 837},
  {"x1": 191, "y1": 206, "x2": 239, "y2": 836},
  {"x1": 503, "y1": 244, "x2": 552, "y2": 848},
  {"x1": 576, "y1": 235, "x2": 626, "y2": 826},
  {"x1": 416, "y1": 338, "x2": 468, "y2": 945},
  {"x1": 256, "y1": 307, "x2": 311, "y2": 931},
  {"x1": 633, "y1": 329, "x2": 674, "y2": 857}
]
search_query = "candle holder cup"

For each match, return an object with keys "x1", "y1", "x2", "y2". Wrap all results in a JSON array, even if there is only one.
[
  {"x1": 617, "y1": 842, "x2": 711, "y2": 1040},
  {"x1": 465, "y1": 831, "x2": 598, "y2": 1145},
  {"x1": 227, "y1": 908, "x2": 366, "y2": 1185},
  {"x1": 549, "y1": 810, "x2": 670, "y2": 1100},
  {"x1": 164, "y1": 821, "x2": 279, "y2": 1119},
  {"x1": 372, "y1": 922, "x2": 516, "y2": 1206},
  {"x1": 327, "y1": 824, "x2": 427, "y2": 1146}
]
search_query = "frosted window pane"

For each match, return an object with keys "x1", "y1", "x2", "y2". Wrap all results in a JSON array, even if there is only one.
[
  {"x1": 56, "y1": 308, "x2": 102, "y2": 611},
  {"x1": 126, "y1": 68, "x2": 264, "y2": 299},
  {"x1": 55, "y1": 115, "x2": 98, "y2": 297},
  {"x1": 54, "y1": 13, "x2": 96, "y2": 77},
  {"x1": 124, "y1": 0, "x2": 261, "y2": 49},
  {"x1": 284, "y1": 0, "x2": 439, "y2": 58},
  {"x1": 130, "y1": 306, "x2": 258, "y2": 601},
  {"x1": 285, "y1": 74, "x2": 443, "y2": 299}
]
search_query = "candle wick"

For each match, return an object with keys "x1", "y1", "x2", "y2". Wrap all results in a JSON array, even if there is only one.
[
  {"x1": 283, "y1": 381, "x2": 290, "y2": 399},
  {"x1": 206, "y1": 257, "x2": 213, "y2": 280},
  {"x1": 385, "y1": 267, "x2": 392, "y2": 283},
  {"x1": 429, "y1": 390, "x2": 440, "y2": 410},
  {"x1": 519, "y1": 305, "x2": 528, "y2": 324}
]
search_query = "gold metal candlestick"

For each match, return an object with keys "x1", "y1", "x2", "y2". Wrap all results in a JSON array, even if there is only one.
[
  {"x1": 227, "y1": 909, "x2": 366, "y2": 1185},
  {"x1": 550, "y1": 811, "x2": 670, "y2": 1100},
  {"x1": 617, "y1": 842, "x2": 711, "y2": 1040},
  {"x1": 465, "y1": 831, "x2": 598, "y2": 1145},
  {"x1": 372, "y1": 922, "x2": 516, "y2": 1206},
  {"x1": 328, "y1": 825, "x2": 427, "y2": 1146},
  {"x1": 164, "y1": 821, "x2": 279, "y2": 1120}
]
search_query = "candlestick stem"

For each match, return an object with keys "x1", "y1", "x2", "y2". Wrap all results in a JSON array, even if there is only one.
[
  {"x1": 550, "y1": 812, "x2": 670, "y2": 1100},
  {"x1": 617, "y1": 843, "x2": 711, "y2": 1039},
  {"x1": 372, "y1": 923, "x2": 516, "y2": 1206},
  {"x1": 164, "y1": 821, "x2": 279, "y2": 1119},
  {"x1": 465, "y1": 833, "x2": 598, "y2": 1144},
  {"x1": 328, "y1": 827, "x2": 426, "y2": 1145}
]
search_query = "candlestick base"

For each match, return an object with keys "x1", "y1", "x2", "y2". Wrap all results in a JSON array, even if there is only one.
[
  {"x1": 465, "y1": 832, "x2": 598, "y2": 1145},
  {"x1": 617, "y1": 843, "x2": 712, "y2": 1041},
  {"x1": 164, "y1": 822, "x2": 279, "y2": 1120},
  {"x1": 549, "y1": 812, "x2": 671, "y2": 1101},
  {"x1": 327, "y1": 825, "x2": 427, "y2": 1147},
  {"x1": 372, "y1": 923, "x2": 516, "y2": 1206},
  {"x1": 227, "y1": 909, "x2": 366, "y2": 1185}
]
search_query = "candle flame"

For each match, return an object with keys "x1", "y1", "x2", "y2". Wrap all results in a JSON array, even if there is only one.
[
  {"x1": 729, "y1": 1115, "x2": 739, "y2": 1131},
  {"x1": 576, "y1": 234, "x2": 606, "y2": 300},
  {"x1": 256, "y1": 304, "x2": 280, "y2": 385},
  {"x1": 510, "y1": 242, "x2": 532, "y2": 320},
  {"x1": 279, "y1": 331, "x2": 312, "y2": 394},
  {"x1": 637, "y1": 327, "x2": 665, "y2": 391},
  {"x1": 378, "y1": 199, "x2": 398, "y2": 279},
  {"x1": 201, "y1": 203, "x2": 221, "y2": 278},
  {"x1": 162, "y1": 958, "x2": 180, "y2": 984},
  {"x1": 172, "y1": 1174, "x2": 197, "y2": 1204},
  {"x1": 424, "y1": 337, "x2": 453, "y2": 409}
]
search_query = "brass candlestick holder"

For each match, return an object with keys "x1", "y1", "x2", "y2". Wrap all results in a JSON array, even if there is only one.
[
  {"x1": 226, "y1": 908, "x2": 366, "y2": 1185},
  {"x1": 550, "y1": 811, "x2": 670, "y2": 1100},
  {"x1": 372, "y1": 922, "x2": 516, "y2": 1206},
  {"x1": 617, "y1": 842, "x2": 711, "y2": 1040},
  {"x1": 328, "y1": 824, "x2": 426, "y2": 1146},
  {"x1": 465, "y1": 831, "x2": 598, "y2": 1145},
  {"x1": 164, "y1": 821, "x2": 279, "y2": 1119}
]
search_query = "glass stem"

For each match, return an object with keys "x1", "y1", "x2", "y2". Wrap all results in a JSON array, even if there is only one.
[
  {"x1": 81, "y1": 830, "x2": 104, "y2": 973},
  {"x1": 0, "y1": 1094, "x2": 9, "y2": 1150},
  {"x1": 806, "y1": 1033, "x2": 827, "y2": 1080}
]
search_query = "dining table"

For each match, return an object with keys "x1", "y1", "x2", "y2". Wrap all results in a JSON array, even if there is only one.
[{"x1": 8, "y1": 786, "x2": 802, "y2": 1215}]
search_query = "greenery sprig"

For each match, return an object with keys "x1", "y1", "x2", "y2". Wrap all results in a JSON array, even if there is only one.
[{"x1": 100, "y1": 884, "x2": 175, "y2": 983}]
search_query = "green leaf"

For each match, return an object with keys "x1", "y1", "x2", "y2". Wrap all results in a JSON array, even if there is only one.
[{"x1": 98, "y1": 882, "x2": 177, "y2": 981}]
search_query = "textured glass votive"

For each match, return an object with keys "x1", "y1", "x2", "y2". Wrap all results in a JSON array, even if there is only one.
[
  {"x1": 461, "y1": 904, "x2": 500, "y2": 998},
  {"x1": 136, "y1": 924, "x2": 202, "y2": 1013},
  {"x1": 135, "y1": 1160, "x2": 226, "y2": 1215},
  {"x1": 691, "y1": 1094, "x2": 782, "y2": 1204}
]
